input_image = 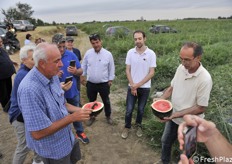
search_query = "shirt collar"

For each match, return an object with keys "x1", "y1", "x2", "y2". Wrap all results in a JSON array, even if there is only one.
[
  {"x1": 181, "y1": 63, "x2": 203, "y2": 79},
  {"x1": 132, "y1": 46, "x2": 148, "y2": 55},
  {"x1": 33, "y1": 67, "x2": 54, "y2": 87}
]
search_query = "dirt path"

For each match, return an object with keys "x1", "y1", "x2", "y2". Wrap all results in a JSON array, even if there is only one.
[{"x1": 0, "y1": 27, "x2": 160, "y2": 164}]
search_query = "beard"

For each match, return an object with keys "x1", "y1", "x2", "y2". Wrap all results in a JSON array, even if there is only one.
[{"x1": 136, "y1": 43, "x2": 143, "y2": 48}]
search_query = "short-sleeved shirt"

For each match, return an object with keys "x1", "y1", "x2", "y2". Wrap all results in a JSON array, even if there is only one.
[
  {"x1": 18, "y1": 67, "x2": 75, "y2": 159},
  {"x1": 59, "y1": 50, "x2": 81, "y2": 99},
  {"x1": 82, "y1": 47, "x2": 115, "y2": 83},
  {"x1": 125, "y1": 47, "x2": 157, "y2": 88},
  {"x1": 171, "y1": 64, "x2": 212, "y2": 125}
]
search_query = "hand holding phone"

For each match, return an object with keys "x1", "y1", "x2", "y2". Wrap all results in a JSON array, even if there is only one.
[
  {"x1": 69, "y1": 60, "x2": 76, "y2": 67},
  {"x1": 183, "y1": 126, "x2": 197, "y2": 159},
  {"x1": 65, "y1": 76, "x2": 73, "y2": 84}
]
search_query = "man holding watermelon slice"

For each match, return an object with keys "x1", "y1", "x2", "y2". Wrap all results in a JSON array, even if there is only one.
[
  {"x1": 154, "y1": 42, "x2": 212, "y2": 164},
  {"x1": 82, "y1": 33, "x2": 115, "y2": 126},
  {"x1": 121, "y1": 30, "x2": 157, "y2": 139}
]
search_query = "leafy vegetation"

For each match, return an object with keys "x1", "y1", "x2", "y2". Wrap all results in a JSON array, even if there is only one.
[{"x1": 78, "y1": 19, "x2": 232, "y2": 160}]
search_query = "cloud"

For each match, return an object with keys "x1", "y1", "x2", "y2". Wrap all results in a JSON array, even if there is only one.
[{"x1": 1, "y1": 0, "x2": 231, "y2": 23}]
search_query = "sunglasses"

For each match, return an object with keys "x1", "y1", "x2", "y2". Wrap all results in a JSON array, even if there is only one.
[{"x1": 89, "y1": 33, "x2": 100, "y2": 40}]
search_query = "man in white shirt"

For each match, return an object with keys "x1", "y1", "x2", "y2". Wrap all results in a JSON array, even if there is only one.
[
  {"x1": 154, "y1": 42, "x2": 212, "y2": 164},
  {"x1": 121, "y1": 30, "x2": 157, "y2": 139},
  {"x1": 81, "y1": 33, "x2": 115, "y2": 126}
]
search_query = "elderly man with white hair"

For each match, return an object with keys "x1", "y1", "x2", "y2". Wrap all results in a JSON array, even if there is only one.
[{"x1": 8, "y1": 44, "x2": 44, "y2": 164}]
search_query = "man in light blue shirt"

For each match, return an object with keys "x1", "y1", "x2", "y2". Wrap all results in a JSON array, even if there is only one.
[
  {"x1": 82, "y1": 33, "x2": 115, "y2": 126},
  {"x1": 17, "y1": 43, "x2": 92, "y2": 163}
]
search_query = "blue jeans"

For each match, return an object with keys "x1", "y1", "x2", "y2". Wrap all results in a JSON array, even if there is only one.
[
  {"x1": 125, "y1": 87, "x2": 150, "y2": 128},
  {"x1": 161, "y1": 120, "x2": 179, "y2": 164},
  {"x1": 66, "y1": 95, "x2": 84, "y2": 134}
]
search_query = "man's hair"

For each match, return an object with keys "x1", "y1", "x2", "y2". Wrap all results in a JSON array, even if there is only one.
[
  {"x1": 89, "y1": 33, "x2": 101, "y2": 41},
  {"x1": 26, "y1": 34, "x2": 32, "y2": 40},
  {"x1": 133, "y1": 30, "x2": 146, "y2": 38},
  {"x1": 182, "y1": 42, "x2": 203, "y2": 57},
  {"x1": 33, "y1": 43, "x2": 48, "y2": 67},
  {"x1": 19, "y1": 44, "x2": 36, "y2": 61}
]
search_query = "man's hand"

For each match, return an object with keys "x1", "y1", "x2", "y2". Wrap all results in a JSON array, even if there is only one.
[
  {"x1": 57, "y1": 70, "x2": 63, "y2": 78},
  {"x1": 67, "y1": 66, "x2": 77, "y2": 75},
  {"x1": 178, "y1": 154, "x2": 194, "y2": 164},
  {"x1": 178, "y1": 115, "x2": 217, "y2": 151},
  {"x1": 131, "y1": 89, "x2": 137, "y2": 96},
  {"x1": 60, "y1": 81, "x2": 73, "y2": 91},
  {"x1": 71, "y1": 107, "x2": 92, "y2": 122},
  {"x1": 108, "y1": 80, "x2": 112, "y2": 87}
]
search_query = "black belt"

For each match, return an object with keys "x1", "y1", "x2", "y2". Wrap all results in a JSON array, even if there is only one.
[{"x1": 87, "y1": 81, "x2": 108, "y2": 85}]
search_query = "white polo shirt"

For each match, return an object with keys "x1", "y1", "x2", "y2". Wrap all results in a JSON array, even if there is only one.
[
  {"x1": 171, "y1": 64, "x2": 212, "y2": 125},
  {"x1": 125, "y1": 47, "x2": 156, "y2": 88}
]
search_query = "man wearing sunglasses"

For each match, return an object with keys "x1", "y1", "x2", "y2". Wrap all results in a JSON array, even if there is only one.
[
  {"x1": 153, "y1": 42, "x2": 212, "y2": 164},
  {"x1": 82, "y1": 33, "x2": 115, "y2": 126}
]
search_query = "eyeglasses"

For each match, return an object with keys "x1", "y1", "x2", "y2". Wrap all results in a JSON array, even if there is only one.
[
  {"x1": 179, "y1": 57, "x2": 196, "y2": 63},
  {"x1": 89, "y1": 34, "x2": 100, "y2": 40}
]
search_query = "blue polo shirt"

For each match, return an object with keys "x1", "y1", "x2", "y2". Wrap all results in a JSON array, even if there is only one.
[
  {"x1": 59, "y1": 50, "x2": 81, "y2": 99},
  {"x1": 18, "y1": 67, "x2": 75, "y2": 159}
]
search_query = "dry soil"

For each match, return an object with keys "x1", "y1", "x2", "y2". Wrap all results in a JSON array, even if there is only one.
[{"x1": 0, "y1": 27, "x2": 160, "y2": 164}]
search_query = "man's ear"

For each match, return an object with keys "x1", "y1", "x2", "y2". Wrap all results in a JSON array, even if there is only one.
[
  {"x1": 21, "y1": 58, "x2": 26, "y2": 64},
  {"x1": 38, "y1": 59, "x2": 45, "y2": 69}
]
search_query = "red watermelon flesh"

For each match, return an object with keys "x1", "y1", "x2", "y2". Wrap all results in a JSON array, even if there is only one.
[
  {"x1": 152, "y1": 100, "x2": 172, "y2": 113},
  {"x1": 82, "y1": 102, "x2": 104, "y2": 112}
]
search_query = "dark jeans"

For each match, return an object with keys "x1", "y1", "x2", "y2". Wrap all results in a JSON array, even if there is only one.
[
  {"x1": 125, "y1": 87, "x2": 150, "y2": 128},
  {"x1": 41, "y1": 139, "x2": 81, "y2": 164},
  {"x1": 0, "y1": 77, "x2": 12, "y2": 107},
  {"x1": 161, "y1": 120, "x2": 179, "y2": 164},
  {"x1": 66, "y1": 95, "x2": 84, "y2": 134},
  {"x1": 86, "y1": 81, "x2": 112, "y2": 117}
]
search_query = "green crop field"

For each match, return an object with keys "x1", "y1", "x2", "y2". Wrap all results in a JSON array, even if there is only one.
[{"x1": 78, "y1": 19, "x2": 232, "y2": 160}]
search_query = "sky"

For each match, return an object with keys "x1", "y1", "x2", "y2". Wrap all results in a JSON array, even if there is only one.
[{"x1": 0, "y1": 0, "x2": 231, "y2": 23}]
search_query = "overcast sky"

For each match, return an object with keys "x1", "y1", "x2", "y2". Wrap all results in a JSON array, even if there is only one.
[{"x1": 0, "y1": 0, "x2": 231, "y2": 23}]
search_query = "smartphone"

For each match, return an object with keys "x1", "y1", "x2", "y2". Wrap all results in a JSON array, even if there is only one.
[
  {"x1": 183, "y1": 126, "x2": 197, "y2": 159},
  {"x1": 69, "y1": 60, "x2": 76, "y2": 67},
  {"x1": 65, "y1": 76, "x2": 73, "y2": 84}
]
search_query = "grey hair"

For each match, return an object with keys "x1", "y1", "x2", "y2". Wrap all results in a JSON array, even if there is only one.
[
  {"x1": 33, "y1": 42, "x2": 48, "y2": 67},
  {"x1": 19, "y1": 44, "x2": 36, "y2": 62}
]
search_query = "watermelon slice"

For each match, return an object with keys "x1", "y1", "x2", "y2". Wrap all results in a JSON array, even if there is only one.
[
  {"x1": 82, "y1": 101, "x2": 104, "y2": 117},
  {"x1": 151, "y1": 99, "x2": 172, "y2": 119}
]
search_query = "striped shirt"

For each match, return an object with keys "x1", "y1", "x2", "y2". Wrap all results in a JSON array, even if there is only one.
[{"x1": 17, "y1": 67, "x2": 75, "y2": 159}]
